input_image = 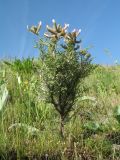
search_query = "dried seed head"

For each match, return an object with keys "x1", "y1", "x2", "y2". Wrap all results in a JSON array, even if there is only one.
[
  {"x1": 38, "y1": 21, "x2": 42, "y2": 26},
  {"x1": 76, "y1": 29, "x2": 81, "y2": 37},
  {"x1": 27, "y1": 21, "x2": 42, "y2": 35},
  {"x1": 63, "y1": 24, "x2": 69, "y2": 30},
  {"x1": 52, "y1": 19, "x2": 56, "y2": 23}
]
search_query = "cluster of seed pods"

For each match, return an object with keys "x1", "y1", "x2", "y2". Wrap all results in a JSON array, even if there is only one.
[
  {"x1": 27, "y1": 19, "x2": 82, "y2": 49},
  {"x1": 44, "y1": 19, "x2": 68, "y2": 41},
  {"x1": 27, "y1": 21, "x2": 42, "y2": 35},
  {"x1": 27, "y1": 20, "x2": 91, "y2": 58}
]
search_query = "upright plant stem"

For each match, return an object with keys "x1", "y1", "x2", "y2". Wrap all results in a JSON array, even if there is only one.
[{"x1": 60, "y1": 115, "x2": 64, "y2": 138}]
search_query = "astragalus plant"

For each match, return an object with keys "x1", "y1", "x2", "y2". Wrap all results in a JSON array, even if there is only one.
[{"x1": 28, "y1": 19, "x2": 94, "y2": 137}]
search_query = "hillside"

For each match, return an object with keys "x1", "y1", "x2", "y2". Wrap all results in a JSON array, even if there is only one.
[{"x1": 0, "y1": 61, "x2": 120, "y2": 159}]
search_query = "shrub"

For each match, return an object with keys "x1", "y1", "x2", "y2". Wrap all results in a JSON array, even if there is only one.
[{"x1": 28, "y1": 19, "x2": 94, "y2": 137}]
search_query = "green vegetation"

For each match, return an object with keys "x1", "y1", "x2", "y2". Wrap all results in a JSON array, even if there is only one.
[
  {"x1": 0, "y1": 61, "x2": 120, "y2": 159},
  {"x1": 30, "y1": 20, "x2": 94, "y2": 138},
  {"x1": 0, "y1": 20, "x2": 120, "y2": 159}
]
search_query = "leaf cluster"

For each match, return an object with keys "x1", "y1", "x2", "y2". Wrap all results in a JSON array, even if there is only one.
[{"x1": 38, "y1": 43, "x2": 93, "y2": 119}]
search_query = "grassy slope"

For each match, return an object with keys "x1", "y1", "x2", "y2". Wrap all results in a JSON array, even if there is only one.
[{"x1": 0, "y1": 62, "x2": 120, "y2": 159}]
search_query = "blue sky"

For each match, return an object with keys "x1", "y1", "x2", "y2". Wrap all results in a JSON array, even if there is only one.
[{"x1": 0, "y1": 0, "x2": 120, "y2": 64}]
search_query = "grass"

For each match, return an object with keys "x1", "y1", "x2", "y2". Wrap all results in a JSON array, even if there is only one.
[{"x1": 0, "y1": 61, "x2": 120, "y2": 159}]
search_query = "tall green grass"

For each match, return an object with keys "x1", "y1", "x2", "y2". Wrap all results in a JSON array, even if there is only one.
[{"x1": 0, "y1": 61, "x2": 120, "y2": 159}]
